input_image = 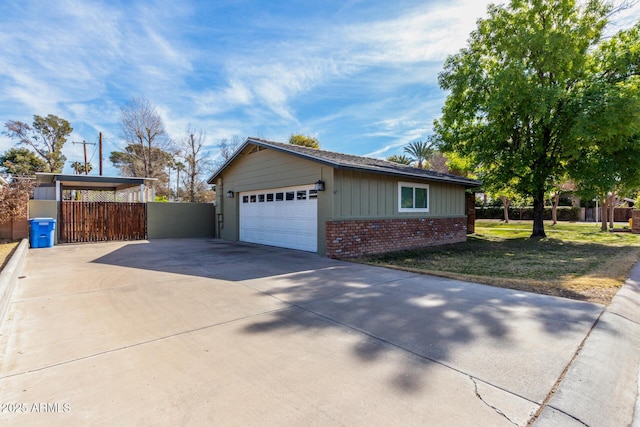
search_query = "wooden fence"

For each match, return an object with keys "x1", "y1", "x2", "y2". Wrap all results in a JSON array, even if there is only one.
[
  {"x1": 584, "y1": 207, "x2": 633, "y2": 222},
  {"x1": 60, "y1": 202, "x2": 146, "y2": 243}
]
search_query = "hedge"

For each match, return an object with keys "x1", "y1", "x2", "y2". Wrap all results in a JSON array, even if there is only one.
[{"x1": 476, "y1": 206, "x2": 581, "y2": 221}]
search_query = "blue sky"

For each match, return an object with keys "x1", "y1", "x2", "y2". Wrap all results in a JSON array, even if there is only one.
[{"x1": 1, "y1": 0, "x2": 638, "y2": 177}]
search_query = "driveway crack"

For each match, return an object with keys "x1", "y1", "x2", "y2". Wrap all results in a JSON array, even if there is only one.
[{"x1": 470, "y1": 376, "x2": 519, "y2": 426}]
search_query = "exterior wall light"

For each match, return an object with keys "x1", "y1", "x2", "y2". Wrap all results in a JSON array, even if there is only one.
[
  {"x1": 226, "y1": 190, "x2": 234, "y2": 198},
  {"x1": 314, "y1": 180, "x2": 325, "y2": 191}
]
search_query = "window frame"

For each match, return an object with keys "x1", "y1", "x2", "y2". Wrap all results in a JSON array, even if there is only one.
[{"x1": 398, "y1": 181, "x2": 430, "y2": 213}]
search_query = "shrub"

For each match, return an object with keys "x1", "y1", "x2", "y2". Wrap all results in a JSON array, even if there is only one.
[
  {"x1": 476, "y1": 206, "x2": 581, "y2": 221},
  {"x1": 0, "y1": 177, "x2": 34, "y2": 224}
]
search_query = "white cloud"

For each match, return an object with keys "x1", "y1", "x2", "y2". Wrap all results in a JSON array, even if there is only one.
[
  {"x1": 184, "y1": 0, "x2": 492, "y2": 131},
  {"x1": 342, "y1": 1, "x2": 491, "y2": 65}
]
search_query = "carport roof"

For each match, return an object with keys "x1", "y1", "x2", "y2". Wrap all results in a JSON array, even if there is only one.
[
  {"x1": 207, "y1": 137, "x2": 481, "y2": 188},
  {"x1": 35, "y1": 173, "x2": 157, "y2": 191}
]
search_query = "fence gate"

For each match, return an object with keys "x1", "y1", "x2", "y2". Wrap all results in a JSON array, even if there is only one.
[{"x1": 60, "y1": 202, "x2": 147, "y2": 243}]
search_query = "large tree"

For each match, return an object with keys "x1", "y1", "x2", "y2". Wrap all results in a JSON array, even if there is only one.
[
  {"x1": 112, "y1": 97, "x2": 174, "y2": 193},
  {"x1": 435, "y1": 0, "x2": 618, "y2": 238},
  {"x1": 113, "y1": 98, "x2": 171, "y2": 178},
  {"x1": 3, "y1": 114, "x2": 72, "y2": 173},
  {"x1": 217, "y1": 135, "x2": 242, "y2": 164},
  {"x1": 569, "y1": 21, "x2": 640, "y2": 230},
  {"x1": 0, "y1": 147, "x2": 46, "y2": 176},
  {"x1": 110, "y1": 145, "x2": 173, "y2": 193},
  {"x1": 178, "y1": 129, "x2": 212, "y2": 203}
]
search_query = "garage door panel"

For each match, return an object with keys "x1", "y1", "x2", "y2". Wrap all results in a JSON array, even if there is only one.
[{"x1": 239, "y1": 186, "x2": 317, "y2": 252}]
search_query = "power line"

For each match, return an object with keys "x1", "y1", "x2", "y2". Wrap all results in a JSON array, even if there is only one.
[{"x1": 71, "y1": 140, "x2": 96, "y2": 175}]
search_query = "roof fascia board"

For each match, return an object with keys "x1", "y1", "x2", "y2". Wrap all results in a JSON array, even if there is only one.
[
  {"x1": 206, "y1": 139, "x2": 253, "y2": 184},
  {"x1": 332, "y1": 164, "x2": 480, "y2": 187}
]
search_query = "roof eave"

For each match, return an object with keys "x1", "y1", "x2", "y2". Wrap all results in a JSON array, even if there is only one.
[
  {"x1": 206, "y1": 137, "x2": 482, "y2": 188},
  {"x1": 333, "y1": 164, "x2": 481, "y2": 187},
  {"x1": 206, "y1": 139, "x2": 253, "y2": 184}
]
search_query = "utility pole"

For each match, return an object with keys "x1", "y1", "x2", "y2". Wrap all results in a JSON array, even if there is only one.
[
  {"x1": 99, "y1": 132, "x2": 103, "y2": 176},
  {"x1": 72, "y1": 140, "x2": 96, "y2": 175}
]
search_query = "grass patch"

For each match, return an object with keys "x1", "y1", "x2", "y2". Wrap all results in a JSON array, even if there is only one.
[{"x1": 356, "y1": 220, "x2": 640, "y2": 305}]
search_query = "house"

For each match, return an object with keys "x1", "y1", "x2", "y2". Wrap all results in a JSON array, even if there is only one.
[{"x1": 207, "y1": 138, "x2": 481, "y2": 257}]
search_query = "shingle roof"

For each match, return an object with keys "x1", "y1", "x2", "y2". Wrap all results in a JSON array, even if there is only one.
[{"x1": 207, "y1": 137, "x2": 481, "y2": 188}]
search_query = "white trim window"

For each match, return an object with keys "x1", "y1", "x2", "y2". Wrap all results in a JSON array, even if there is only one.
[{"x1": 398, "y1": 182, "x2": 430, "y2": 212}]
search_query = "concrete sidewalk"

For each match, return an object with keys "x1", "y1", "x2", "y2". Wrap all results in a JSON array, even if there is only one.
[
  {"x1": 0, "y1": 239, "x2": 636, "y2": 426},
  {"x1": 534, "y1": 263, "x2": 640, "y2": 426}
]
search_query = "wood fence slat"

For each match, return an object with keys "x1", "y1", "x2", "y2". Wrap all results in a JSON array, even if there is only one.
[{"x1": 60, "y1": 201, "x2": 146, "y2": 243}]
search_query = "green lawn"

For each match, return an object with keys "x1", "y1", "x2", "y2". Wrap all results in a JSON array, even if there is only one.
[{"x1": 356, "y1": 220, "x2": 640, "y2": 305}]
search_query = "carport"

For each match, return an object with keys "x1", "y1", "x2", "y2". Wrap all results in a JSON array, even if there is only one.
[{"x1": 32, "y1": 173, "x2": 156, "y2": 243}]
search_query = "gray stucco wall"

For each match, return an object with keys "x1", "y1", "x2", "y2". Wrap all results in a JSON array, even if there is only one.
[
  {"x1": 147, "y1": 203, "x2": 216, "y2": 239},
  {"x1": 29, "y1": 200, "x2": 59, "y2": 220}
]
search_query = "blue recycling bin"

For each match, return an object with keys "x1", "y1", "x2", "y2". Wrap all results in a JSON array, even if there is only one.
[{"x1": 29, "y1": 218, "x2": 56, "y2": 248}]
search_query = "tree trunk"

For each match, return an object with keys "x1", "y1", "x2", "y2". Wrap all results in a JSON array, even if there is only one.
[
  {"x1": 531, "y1": 191, "x2": 546, "y2": 238},
  {"x1": 609, "y1": 194, "x2": 615, "y2": 229},
  {"x1": 176, "y1": 169, "x2": 181, "y2": 199},
  {"x1": 189, "y1": 169, "x2": 196, "y2": 203},
  {"x1": 601, "y1": 196, "x2": 609, "y2": 232},
  {"x1": 500, "y1": 196, "x2": 511, "y2": 223},
  {"x1": 552, "y1": 192, "x2": 559, "y2": 225}
]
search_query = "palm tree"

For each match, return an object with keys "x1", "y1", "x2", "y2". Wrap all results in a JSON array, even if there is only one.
[
  {"x1": 386, "y1": 154, "x2": 413, "y2": 165},
  {"x1": 71, "y1": 161, "x2": 92, "y2": 175},
  {"x1": 403, "y1": 140, "x2": 435, "y2": 169},
  {"x1": 175, "y1": 161, "x2": 185, "y2": 199}
]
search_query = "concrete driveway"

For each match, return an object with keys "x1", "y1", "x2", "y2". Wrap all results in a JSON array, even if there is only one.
[{"x1": 0, "y1": 239, "x2": 605, "y2": 426}]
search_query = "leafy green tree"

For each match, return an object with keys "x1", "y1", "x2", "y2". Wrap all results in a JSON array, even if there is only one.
[
  {"x1": 289, "y1": 134, "x2": 320, "y2": 149},
  {"x1": 386, "y1": 154, "x2": 413, "y2": 165},
  {"x1": 569, "y1": 22, "x2": 640, "y2": 231},
  {"x1": 0, "y1": 147, "x2": 46, "y2": 176},
  {"x1": 403, "y1": 140, "x2": 435, "y2": 169},
  {"x1": 435, "y1": 0, "x2": 616, "y2": 238},
  {"x1": 3, "y1": 114, "x2": 72, "y2": 173},
  {"x1": 110, "y1": 144, "x2": 173, "y2": 196}
]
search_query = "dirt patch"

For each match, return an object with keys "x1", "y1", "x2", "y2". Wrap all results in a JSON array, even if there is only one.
[{"x1": 0, "y1": 241, "x2": 20, "y2": 272}]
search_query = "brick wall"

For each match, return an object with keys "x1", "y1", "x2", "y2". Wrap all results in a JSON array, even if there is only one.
[
  {"x1": 325, "y1": 217, "x2": 467, "y2": 258},
  {"x1": 632, "y1": 210, "x2": 640, "y2": 234},
  {"x1": 466, "y1": 192, "x2": 475, "y2": 234}
]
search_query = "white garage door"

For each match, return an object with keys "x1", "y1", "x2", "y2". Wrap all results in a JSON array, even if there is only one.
[{"x1": 239, "y1": 185, "x2": 318, "y2": 252}]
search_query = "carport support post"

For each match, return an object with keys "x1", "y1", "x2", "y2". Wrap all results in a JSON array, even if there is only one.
[
  {"x1": 140, "y1": 184, "x2": 145, "y2": 203},
  {"x1": 55, "y1": 180, "x2": 61, "y2": 202}
]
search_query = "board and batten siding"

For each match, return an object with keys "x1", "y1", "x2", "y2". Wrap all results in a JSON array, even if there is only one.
[
  {"x1": 222, "y1": 146, "x2": 324, "y2": 192},
  {"x1": 216, "y1": 145, "x2": 332, "y2": 254},
  {"x1": 333, "y1": 169, "x2": 466, "y2": 219}
]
